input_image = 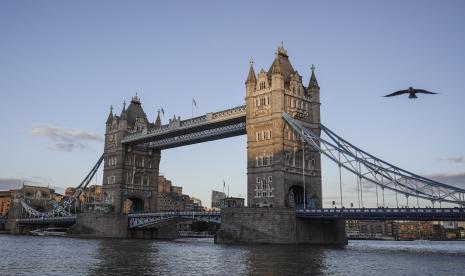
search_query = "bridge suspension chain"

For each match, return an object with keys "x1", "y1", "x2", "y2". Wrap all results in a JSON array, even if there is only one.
[
  {"x1": 20, "y1": 154, "x2": 104, "y2": 218},
  {"x1": 282, "y1": 112, "x2": 465, "y2": 206}
]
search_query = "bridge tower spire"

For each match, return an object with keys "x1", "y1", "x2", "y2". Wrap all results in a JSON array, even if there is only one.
[{"x1": 245, "y1": 44, "x2": 322, "y2": 208}]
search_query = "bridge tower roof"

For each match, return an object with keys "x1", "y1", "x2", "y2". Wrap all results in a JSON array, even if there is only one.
[
  {"x1": 126, "y1": 93, "x2": 148, "y2": 126},
  {"x1": 267, "y1": 43, "x2": 295, "y2": 82}
]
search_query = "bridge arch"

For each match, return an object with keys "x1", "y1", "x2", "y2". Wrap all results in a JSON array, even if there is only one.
[
  {"x1": 287, "y1": 185, "x2": 306, "y2": 209},
  {"x1": 123, "y1": 197, "x2": 145, "y2": 214}
]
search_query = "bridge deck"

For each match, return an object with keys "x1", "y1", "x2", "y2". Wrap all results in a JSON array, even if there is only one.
[{"x1": 296, "y1": 208, "x2": 465, "y2": 221}]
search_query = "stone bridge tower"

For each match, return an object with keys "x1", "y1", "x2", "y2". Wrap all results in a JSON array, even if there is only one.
[
  {"x1": 103, "y1": 95, "x2": 161, "y2": 214},
  {"x1": 245, "y1": 45, "x2": 322, "y2": 208}
]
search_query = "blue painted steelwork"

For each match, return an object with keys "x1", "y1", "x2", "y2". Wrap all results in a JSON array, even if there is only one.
[
  {"x1": 296, "y1": 208, "x2": 465, "y2": 221},
  {"x1": 282, "y1": 112, "x2": 465, "y2": 206},
  {"x1": 19, "y1": 154, "x2": 104, "y2": 219},
  {"x1": 128, "y1": 211, "x2": 221, "y2": 229}
]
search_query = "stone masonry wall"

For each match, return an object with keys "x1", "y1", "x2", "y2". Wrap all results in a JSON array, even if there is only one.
[{"x1": 215, "y1": 207, "x2": 347, "y2": 245}]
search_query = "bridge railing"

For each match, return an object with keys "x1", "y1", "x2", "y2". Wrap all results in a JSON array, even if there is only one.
[
  {"x1": 128, "y1": 211, "x2": 221, "y2": 218},
  {"x1": 296, "y1": 208, "x2": 465, "y2": 221}
]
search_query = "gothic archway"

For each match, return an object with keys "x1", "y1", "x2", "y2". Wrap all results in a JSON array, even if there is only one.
[
  {"x1": 288, "y1": 185, "x2": 307, "y2": 209},
  {"x1": 123, "y1": 197, "x2": 144, "y2": 214}
]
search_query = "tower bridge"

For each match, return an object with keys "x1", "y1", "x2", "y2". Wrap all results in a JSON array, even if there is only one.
[{"x1": 5, "y1": 45, "x2": 465, "y2": 244}]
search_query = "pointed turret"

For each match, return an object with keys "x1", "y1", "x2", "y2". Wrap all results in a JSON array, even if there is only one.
[
  {"x1": 120, "y1": 101, "x2": 127, "y2": 120},
  {"x1": 270, "y1": 49, "x2": 285, "y2": 90},
  {"x1": 271, "y1": 53, "x2": 282, "y2": 75},
  {"x1": 154, "y1": 110, "x2": 162, "y2": 128},
  {"x1": 245, "y1": 58, "x2": 257, "y2": 85},
  {"x1": 106, "y1": 105, "x2": 114, "y2": 124},
  {"x1": 308, "y1": 64, "x2": 319, "y2": 89}
]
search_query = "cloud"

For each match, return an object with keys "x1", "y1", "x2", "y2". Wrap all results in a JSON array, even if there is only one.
[
  {"x1": 0, "y1": 177, "x2": 65, "y2": 194},
  {"x1": 31, "y1": 125, "x2": 104, "y2": 152},
  {"x1": 425, "y1": 172, "x2": 465, "y2": 188},
  {"x1": 447, "y1": 157, "x2": 465, "y2": 164},
  {"x1": 0, "y1": 178, "x2": 27, "y2": 190}
]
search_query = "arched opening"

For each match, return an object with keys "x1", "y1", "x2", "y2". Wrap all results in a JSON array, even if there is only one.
[
  {"x1": 123, "y1": 197, "x2": 144, "y2": 214},
  {"x1": 288, "y1": 185, "x2": 307, "y2": 209}
]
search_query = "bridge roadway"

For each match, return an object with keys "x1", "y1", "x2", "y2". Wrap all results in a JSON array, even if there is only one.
[
  {"x1": 296, "y1": 208, "x2": 465, "y2": 221},
  {"x1": 121, "y1": 105, "x2": 246, "y2": 149},
  {"x1": 9, "y1": 208, "x2": 465, "y2": 228}
]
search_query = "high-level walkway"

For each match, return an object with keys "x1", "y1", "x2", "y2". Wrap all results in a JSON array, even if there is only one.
[{"x1": 122, "y1": 105, "x2": 246, "y2": 149}]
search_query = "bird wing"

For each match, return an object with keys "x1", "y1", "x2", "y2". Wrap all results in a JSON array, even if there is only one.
[
  {"x1": 384, "y1": 90, "x2": 408, "y2": 97},
  {"x1": 415, "y1": 89, "x2": 437, "y2": 95}
]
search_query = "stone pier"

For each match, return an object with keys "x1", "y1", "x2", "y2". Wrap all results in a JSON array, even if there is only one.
[
  {"x1": 68, "y1": 213, "x2": 179, "y2": 239},
  {"x1": 215, "y1": 208, "x2": 347, "y2": 245}
]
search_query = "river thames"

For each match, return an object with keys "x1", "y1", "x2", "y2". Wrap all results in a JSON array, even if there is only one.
[{"x1": 1, "y1": 235, "x2": 465, "y2": 275}]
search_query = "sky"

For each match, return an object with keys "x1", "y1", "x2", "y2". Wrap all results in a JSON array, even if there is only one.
[{"x1": 0, "y1": 0, "x2": 464, "y2": 208}]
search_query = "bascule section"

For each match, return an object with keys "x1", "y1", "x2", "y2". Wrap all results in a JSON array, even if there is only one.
[
  {"x1": 103, "y1": 95, "x2": 161, "y2": 214},
  {"x1": 245, "y1": 45, "x2": 322, "y2": 209}
]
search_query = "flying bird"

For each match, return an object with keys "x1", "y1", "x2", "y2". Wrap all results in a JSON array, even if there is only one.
[{"x1": 384, "y1": 87, "x2": 438, "y2": 99}]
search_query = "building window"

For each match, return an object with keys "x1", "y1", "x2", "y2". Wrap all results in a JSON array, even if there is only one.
[
  {"x1": 268, "y1": 176, "x2": 273, "y2": 182},
  {"x1": 256, "y1": 177, "x2": 261, "y2": 184},
  {"x1": 263, "y1": 156, "x2": 268, "y2": 166}
]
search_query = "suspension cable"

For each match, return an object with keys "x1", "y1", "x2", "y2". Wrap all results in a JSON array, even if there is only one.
[
  {"x1": 359, "y1": 161, "x2": 364, "y2": 207},
  {"x1": 382, "y1": 187, "x2": 385, "y2": 207},
  {"x1": 338, "y1": 145, "x2": 343, "y2": 208}
]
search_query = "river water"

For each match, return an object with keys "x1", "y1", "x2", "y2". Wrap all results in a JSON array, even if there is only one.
[{"x1": 1, "y1": 235, "x2": 465, "y2": 275}]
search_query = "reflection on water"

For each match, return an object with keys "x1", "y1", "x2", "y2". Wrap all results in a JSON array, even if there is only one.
[
  {"x1": 1, "y1": 235, "x2": 465, "y2": 275},
  {"x1": 90, "y1": 239, "x2": 158, "y2": 275}
]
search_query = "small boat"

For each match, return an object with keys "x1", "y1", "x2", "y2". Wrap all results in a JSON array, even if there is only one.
[
  {"x1": 30, "y1": 228, "x2": 68, "y2": 237},
  {"x1": 413, "y1": 239, "x2": 430, "y2": 242}
]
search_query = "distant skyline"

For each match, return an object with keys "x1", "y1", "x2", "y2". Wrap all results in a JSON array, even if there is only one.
[{"x1": 1, "y1": 0, "x2": 464, "y2": 207}]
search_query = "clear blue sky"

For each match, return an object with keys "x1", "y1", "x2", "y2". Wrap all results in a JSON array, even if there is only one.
[{"x1": 1, "y1": 0, "x2": 464, "y2": 207}]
